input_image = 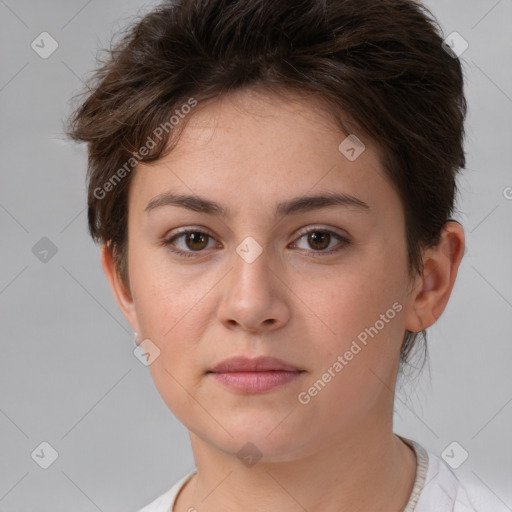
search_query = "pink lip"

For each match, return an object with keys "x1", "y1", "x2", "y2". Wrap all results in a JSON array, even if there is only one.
[
  {"x1": 208, "y1": 356, "x2": 305, "y2": 393},
  {"x1": 211, "y1": 371, "x2": 302, "y2": 393},
  {"x1": 210, "y1": 356, "x2": 302, "y2": 373}
]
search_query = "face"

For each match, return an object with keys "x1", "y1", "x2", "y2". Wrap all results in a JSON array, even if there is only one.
[{"x1": 114, "y1": 89, "x2": 420, "y2": 461}]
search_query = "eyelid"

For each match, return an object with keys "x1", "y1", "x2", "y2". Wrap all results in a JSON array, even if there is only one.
[
  {"x1": 165, "y1": 225, "x2": 216, "y2": 239},
  {"x1": 293, "y1": 224, "x2": 348, "y2": 240}
]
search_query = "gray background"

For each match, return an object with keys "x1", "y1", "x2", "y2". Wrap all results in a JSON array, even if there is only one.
[{"x1": 0, "y1": 0, "x2": 511, "y2": 510}]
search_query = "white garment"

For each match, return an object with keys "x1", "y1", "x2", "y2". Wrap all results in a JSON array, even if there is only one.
[{"x1": 137, "y1": 437, "x2": 508, "y2": 512}]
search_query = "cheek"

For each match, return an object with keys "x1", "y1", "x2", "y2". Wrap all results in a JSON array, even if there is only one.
[
  {"x1": 291, "y1": 244, "x2": 409, "y2": 386},
  {"x1": 300, "y1": 261, "x2": 405, "y2": 338},
  {"x1": 128, "y1": 253, "x2": 212, "y2": 424},
  {"x1": 129, "y1": 242, "x2": 200, "y2": 335},
  {"x1": 293, "y1": 274, "x2": 406, "y2": 433}
]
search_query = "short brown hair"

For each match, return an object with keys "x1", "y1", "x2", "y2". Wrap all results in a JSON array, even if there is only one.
[{"x1": 66, "y1": 0, "x2": 467, "y2": 366}]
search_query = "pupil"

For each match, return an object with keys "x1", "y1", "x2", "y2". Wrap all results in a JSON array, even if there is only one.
[
  {"x1": 187, "y1": 232, "x2": 208, "y2": 250},
  {"x1": 309, "y1": 232, "x2": 330, "y2": 250}
]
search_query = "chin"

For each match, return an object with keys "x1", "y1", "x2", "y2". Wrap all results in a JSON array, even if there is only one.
[{"x1": 196, "y1": 419, "x2": 311, "y2": 462}]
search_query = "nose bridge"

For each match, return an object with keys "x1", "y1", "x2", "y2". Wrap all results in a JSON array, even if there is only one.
[
  {"x1": 217, "y1": 234, "x2": 289, "y2": 332},
  {"x1": 231, "y1": 234, "x2": 274, "y2": 300}
]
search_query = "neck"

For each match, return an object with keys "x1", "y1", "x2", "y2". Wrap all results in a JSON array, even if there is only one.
[{"x1": 175, "y1": 422, "x2": 417, "y2": 512}]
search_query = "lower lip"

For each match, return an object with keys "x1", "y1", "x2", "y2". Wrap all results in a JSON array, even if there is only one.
[{"x1": 209, "y1": 371, "x2": 303, "y2": 393}]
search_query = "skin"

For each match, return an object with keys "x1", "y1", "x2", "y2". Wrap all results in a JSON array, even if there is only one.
[{"x1": 102, "y1": 88, "x2": 465, "y2": 512}]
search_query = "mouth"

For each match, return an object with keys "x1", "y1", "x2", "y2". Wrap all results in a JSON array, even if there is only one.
[{"x1": 207, "y1": 356, "x2": 305, "y2": 393}]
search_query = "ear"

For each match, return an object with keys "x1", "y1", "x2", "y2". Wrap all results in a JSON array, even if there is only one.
[
  {"x1": 101, "y1": 245, "x2": 140, "y2": 335},
  {"x1": 405, "y1": 221, "x2": 465, "y2": 332}
]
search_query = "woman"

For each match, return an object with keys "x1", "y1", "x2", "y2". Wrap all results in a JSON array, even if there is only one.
[{"x1": 67, "y1": 0, "x2": 505, "y2": 510}]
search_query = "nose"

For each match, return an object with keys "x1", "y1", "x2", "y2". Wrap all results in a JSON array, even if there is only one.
[{"x1": 217, "y1": 241, "x2": 291, "y2": 333}]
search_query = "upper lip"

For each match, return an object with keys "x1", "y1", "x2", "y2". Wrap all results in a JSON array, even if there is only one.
[{"x1": 209, "y1": 356, "x2": 303, "y2": 373}]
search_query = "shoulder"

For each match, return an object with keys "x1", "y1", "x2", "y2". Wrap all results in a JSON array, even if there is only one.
[
  {"x1": 410, "y1": 440, "x2": 508, "y2": 512},
  {"x1": 136, "y1": 472, "x2": 196, "y2": 512}
]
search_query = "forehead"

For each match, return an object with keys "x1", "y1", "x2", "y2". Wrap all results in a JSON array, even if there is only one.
[{"x1": 129, "y1": 89, "x2": 397, "y2": 222}]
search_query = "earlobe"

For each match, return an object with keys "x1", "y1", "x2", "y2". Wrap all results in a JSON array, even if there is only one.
[
  {"x1": 100, "y1": 245, "x2": 140, "y2": 332},
  {"x1": 405, "y1": 221, "x2": 465, "y2": 333}
]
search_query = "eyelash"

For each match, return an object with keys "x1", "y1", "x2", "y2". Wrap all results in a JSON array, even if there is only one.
[{"x1": 162, "y1": 226, "x2": 351, "y2": 259}]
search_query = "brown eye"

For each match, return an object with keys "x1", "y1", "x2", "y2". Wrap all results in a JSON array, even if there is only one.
[
  {"x1": 164, "y1": 229, "x2": 217, "y2": 258},
  {"x1": 184, "y1": 232, "x2": 209, "y2": 251},
  {"x1": 307, "y1": 231, "x2": 331, "y2": 251},
  {"x1": 292, "y1": 228, "x2": 351, "y2": 256}
]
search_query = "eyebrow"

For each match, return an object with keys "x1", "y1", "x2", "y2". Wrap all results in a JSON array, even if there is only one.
[{"x1": 145, "y1": 191, "x2": 370, "y2": 217}]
